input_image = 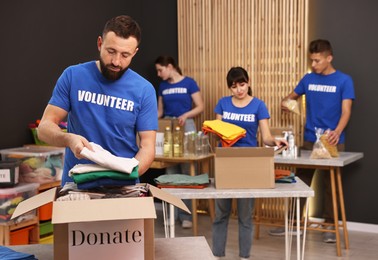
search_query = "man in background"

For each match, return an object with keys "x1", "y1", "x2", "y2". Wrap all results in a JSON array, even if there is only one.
[{"x1": 270, "y1": 39, "x2": 355, "y2": 243}]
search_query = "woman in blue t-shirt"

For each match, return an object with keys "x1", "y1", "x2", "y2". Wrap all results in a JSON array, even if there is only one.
[
  {"x1": 212, "y1": 67, "x2": 287, "y2": 259},
  {"x1": 155, "y1": 56, "x2": 204, "y2": 129},
  {"x1": 155, "y1": 56, "x2": 204, "y2": 228}
]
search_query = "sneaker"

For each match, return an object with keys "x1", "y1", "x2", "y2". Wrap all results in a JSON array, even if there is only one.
[
  {"x1": 323, "y1": 226, "x2": 336, "y2": 243},
  {"x1": 181, "y1": 220, "x2": 193, "y2": 229},
  {"x1": 268, "y1": 227, "x2": 303, "y2": 236}
]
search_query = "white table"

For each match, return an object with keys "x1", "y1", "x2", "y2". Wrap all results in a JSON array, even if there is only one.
[
  {"x1": 162, "y1": 177, "x2": 314, "y2": 260},
  {"x1": 274, "y1": 151, "x2": 364, "y2": 256}
]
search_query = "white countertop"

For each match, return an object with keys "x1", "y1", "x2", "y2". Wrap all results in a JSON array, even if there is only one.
[
  {"x1": 162, "y1": 177, "x2": 314, "y2": 199},
  {"x1": 274, "y1": 150, "x2": 364, "y2": 167}
]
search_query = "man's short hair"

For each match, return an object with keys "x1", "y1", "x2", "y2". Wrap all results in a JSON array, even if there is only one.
[
  {"x1": 309, "y1": 39, "x2": 333, "y2": 56},
  {"x1": 102, "y1": 15, "x2": 141, "y2": 45}
]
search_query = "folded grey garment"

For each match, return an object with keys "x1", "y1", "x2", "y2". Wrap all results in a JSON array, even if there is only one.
[
  {"x1": 56, "y1": 192, "x2": 91, "y2": 201},
  {"x1": 154, "y1": 173, "x2": 209, "y2": 185},
  {"x1": 59, "y1": 182, "x2": 80, "y2": 195}
]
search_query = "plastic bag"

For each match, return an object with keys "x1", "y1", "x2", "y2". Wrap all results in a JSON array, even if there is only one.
[
  {"x1": 283, "y1": 99, "x2": 300, "y2": 115},
  {"x1": 310, "y1": 128, "x2": 331, "y2": 159},
  {"x1": 320, "y1": 129, "x2": 339, "y2": 157}
]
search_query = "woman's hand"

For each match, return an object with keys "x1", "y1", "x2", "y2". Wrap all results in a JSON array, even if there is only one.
[
  {"x1": 178, "y1": 114, "x2": 188, "y2": 126},
  {"x1": 274, "y1": 139, "x2": 288, "y2": 148}
]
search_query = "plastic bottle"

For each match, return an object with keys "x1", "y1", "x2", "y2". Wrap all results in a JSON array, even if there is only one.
[
  {"x1": 201, "y1": 134, "x2": 209, "y2": 155},
  {"x1": 173, "y1": 126, "x2": 183, "y2": 157},
  {"x1": 183, "y1": 132, "x2": 189, "y2": 156},
  {"x1": 188, "y1": 131, "x2": 196, "y2": 155},
  {"x1": 195, "y1": 131, "x2": 203, "y2": 156},
  {"x1": 163, "y1": 126, "x2": 172, "y2": 157},
  {"x1": 288, "y1": 131, "x2": 295, "y2": 158}
]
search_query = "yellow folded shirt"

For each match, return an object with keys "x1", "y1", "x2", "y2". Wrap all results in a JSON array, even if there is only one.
[{"x1": 203, "y1": 120, "x2": 246, "y2": 140}]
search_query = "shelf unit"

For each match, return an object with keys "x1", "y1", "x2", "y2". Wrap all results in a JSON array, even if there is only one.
[{"x1": 0, "y1": 180, "x2": 61, "y2": 246}]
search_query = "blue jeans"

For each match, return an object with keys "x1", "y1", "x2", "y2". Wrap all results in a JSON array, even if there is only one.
[
  {"x1": 212, "y1": 198, "x2": 254, "y2": 258},
  {"x1": 165, "y1": 117, "x2": 196, "y2": 222}
]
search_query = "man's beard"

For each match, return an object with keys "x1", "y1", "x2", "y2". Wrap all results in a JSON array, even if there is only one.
[{"x1": 99, "y1": 57, "x2": 128, "y2": 81}]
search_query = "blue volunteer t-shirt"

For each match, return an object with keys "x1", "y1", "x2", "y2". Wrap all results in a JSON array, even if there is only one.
[
  {"x1": 49, "y1": 61, "x2": 158, "y2": 184},
  {"x1": 295, "y1": 70, "x2": 355, "y2": 143},
  {"x1": 215, "y1": 96, "x2": 270, "y2": 147},
  {"x1": 158, "y1": 77, "x2": 200, "y2": 117}
]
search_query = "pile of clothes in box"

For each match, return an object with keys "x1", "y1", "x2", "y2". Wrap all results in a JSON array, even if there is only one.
[{"x1": 58, "y1": 142, "x2": 146, "y2": 201}]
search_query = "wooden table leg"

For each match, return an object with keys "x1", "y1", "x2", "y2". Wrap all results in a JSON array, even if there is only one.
[
  {"x1": 189, "y1": 162, "x2": 198, "y2": 236},
  {"x1": 4, "y1": 225, "x2": 10, "y2": 245},
  {"x1": 201, "y1": 158, "x2": 210, "y2": 175},
  {"x1": 0, "y1": 226, "x2": 4, "y2": 245},
  {"x1": 336, "y1": 167, "x2": 349, "y2": 249},
  {"x1": 330, "y1": 168, "x2": 342, "y2": 256}
]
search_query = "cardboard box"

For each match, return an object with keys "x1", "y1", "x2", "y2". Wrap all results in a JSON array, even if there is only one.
[
  {"x1": 11, "y1": 184, "x2": 189, "y2": 260},
  {"x1": 214, "y1": 147, "x2": 275, "y2": 189}
]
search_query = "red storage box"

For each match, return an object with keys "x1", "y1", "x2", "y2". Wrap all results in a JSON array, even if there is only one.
[
  {"x1": 38, "y1": 202, "x2": 53, "y2": 221},
  {"x1": 10, "y1": 225, "x2": 34, "y2": 245}
]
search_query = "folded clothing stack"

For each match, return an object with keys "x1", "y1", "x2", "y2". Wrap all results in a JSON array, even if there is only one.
[
  {"x1": 65, "y1": 142, "x2": 140, "y2": 190},
  {"x1": 69, "y1": 164, "x2": 139, "y2": 190},
  {"x1": 57, "y1": 182, "x2": 149, "y2": 201},
  {"x1": 202, "y1": 119, "x2": 246, "y2": 147},
  {"x1": 274, "y1": 169, "x2": 296, "y2": 183},
  {"x1": 154, "y1": 173, "x2": 210, "y2": 189}
]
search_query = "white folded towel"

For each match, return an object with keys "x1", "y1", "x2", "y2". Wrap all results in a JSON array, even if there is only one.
[{"x1": 80, "y1": 142, "x2": 139, "y2": 174}]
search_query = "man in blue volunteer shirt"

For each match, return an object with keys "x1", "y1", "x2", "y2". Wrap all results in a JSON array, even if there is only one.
[
  {"x1": 38, "y1": 15, "x2": 158, "y2": 185},
  {"x1": 269, "y1": 39, "x2": 355, "y2": 243}
]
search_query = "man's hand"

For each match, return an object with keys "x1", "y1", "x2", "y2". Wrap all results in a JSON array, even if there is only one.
[
  {"x1": 66, "y1": 133, "x2": 93, "y2": 159},
  {"x1": 327, "y1": 130, "x2": 340, "y2": 146}
]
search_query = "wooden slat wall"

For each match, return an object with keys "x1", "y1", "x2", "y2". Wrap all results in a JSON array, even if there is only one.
[{"x1": 177, "y1": 0, "x2": 309, "y2": 146}]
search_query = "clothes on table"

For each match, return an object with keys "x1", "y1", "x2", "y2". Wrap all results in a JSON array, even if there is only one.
[
  {"x1": 274, "y1": 169, "x2": 296, "y2": 183},
  {"x1": 202, "y1": 120, "x2": 246, "y2": 147},
  {"x1": 154, "y1": 173, "x2": 209, "y2": 187}
]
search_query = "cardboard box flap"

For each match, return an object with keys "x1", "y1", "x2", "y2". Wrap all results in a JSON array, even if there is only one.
[
  {"x1": 216, "y1": 147, "x2": 274, "y2": 157},
  {"x1": 52, "y1": 196, "x2": 156, "y2": 224},
  {"x1": 11, "y1": 187, "x2": 57, "y2": 220},
  {"x1": 148, "y1": 185, "x2": 191, "y2": 214}
]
